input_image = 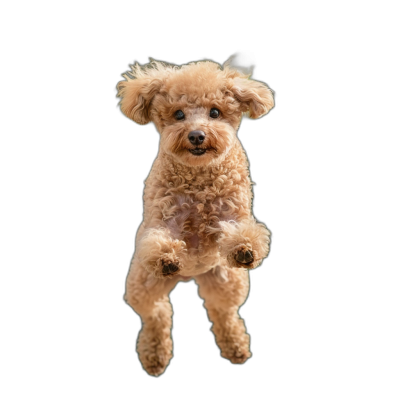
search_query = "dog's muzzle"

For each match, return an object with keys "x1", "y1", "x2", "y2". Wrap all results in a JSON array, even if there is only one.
[{"x1": 188, "y1": 130, "x2": 206, "y2": 155}]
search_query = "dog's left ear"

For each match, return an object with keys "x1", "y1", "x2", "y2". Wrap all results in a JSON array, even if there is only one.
[
  {"x1": 223, "y1": 55, "x2": 273, "y2": 117},
  {"x1": 230, "y1": 77, "x2": 274, "y2": 119}
]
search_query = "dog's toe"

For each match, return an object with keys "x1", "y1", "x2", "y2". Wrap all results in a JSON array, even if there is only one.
[
  {"x1": 236, "y1": 250, "x2": 245, "y2": 263},
  {"x1": 244, "y1": 250, "x2": 254, "y2": 263}
]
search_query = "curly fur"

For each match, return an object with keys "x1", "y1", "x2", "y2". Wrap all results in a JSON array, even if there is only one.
[{"x1": 118, "y1": 58, "x2": 274, "y2": 376}]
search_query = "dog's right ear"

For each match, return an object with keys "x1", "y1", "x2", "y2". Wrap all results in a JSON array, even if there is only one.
[{"x1": 117, "y1": 64, "x2": 163, "y2": 125}]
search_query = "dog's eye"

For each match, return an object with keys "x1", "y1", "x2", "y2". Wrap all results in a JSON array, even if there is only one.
[
  {"x1": 175, "y1": 110, "x2": 185, "y2": 120},
  {"x1": 210, "y1": 108, "x2": 220, "y2": 118}
]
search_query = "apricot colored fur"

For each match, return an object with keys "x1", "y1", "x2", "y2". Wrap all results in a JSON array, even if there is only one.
[{"x1": 117, "y1": 59, "x2": 274, "y2": 376}]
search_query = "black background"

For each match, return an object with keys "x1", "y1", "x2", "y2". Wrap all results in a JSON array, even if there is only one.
[{"x1": 39, "y1": 20, "x2": 347, "y2": 394}]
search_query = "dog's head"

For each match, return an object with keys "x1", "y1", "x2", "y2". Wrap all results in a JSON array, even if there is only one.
[{"x1": 117, "y1": 60, "x2": 274, "y2": 166}]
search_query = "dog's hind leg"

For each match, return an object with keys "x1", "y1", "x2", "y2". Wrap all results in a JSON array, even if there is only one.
[
  {"x1": 125, "y1": 257, "x2": 179, "y2": 376},
  {"x1": 195, "y1": 265, "x2": 252, "y2": 364}
]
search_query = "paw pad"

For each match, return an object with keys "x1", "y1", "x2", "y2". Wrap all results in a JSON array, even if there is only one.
[
  {"x1": 235, "y1": 249, "x2": 254, "y2": 265},
  {"x1": 161, "y1": 261, "x2": 180, "y2": 277}
]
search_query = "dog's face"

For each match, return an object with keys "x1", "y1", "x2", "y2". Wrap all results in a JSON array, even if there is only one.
[{"x1": 117, "y1": 61, "x2": 274, "y2": 167}]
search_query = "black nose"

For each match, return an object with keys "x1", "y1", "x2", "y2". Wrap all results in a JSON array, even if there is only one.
[{"x1": 188, "y1": 130, "x2": 205, "y2": 145}]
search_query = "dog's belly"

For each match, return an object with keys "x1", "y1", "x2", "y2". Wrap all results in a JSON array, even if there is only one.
[
  {"x1": 163, "y1": 196, "x2": 225, "y2": 275},
  {"x1": 187, "y1": 232, "x2": 200, "y2": 248},
  {"x1": 165, "y1": 200, "x2": 220, "y2": 248}
]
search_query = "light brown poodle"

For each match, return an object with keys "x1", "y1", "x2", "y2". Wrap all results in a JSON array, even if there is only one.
[{"x1": 117, "y1": 58, "x2": 274, "y2": 376}]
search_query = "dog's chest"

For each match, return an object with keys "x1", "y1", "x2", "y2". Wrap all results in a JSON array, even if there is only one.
[{"x1": 161, "y1": 169, "x2": 246, "y2": 249}]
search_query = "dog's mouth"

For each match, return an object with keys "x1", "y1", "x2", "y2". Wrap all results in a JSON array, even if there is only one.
[{"x1": 189, "y1": 148, "x2": 206, "y2": 156}]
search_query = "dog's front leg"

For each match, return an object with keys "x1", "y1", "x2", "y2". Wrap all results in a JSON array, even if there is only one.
[
  {"x1": 218, "y1": 219, "x2": 270, "y2": 269},
  {"x1": 136, "y1": 227, "x2": 186, "y2": 278}
]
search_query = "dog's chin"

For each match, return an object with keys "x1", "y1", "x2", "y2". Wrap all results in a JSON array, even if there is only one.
[{"x1": 186, "y1": 148, "x2": 214, "y2": 166}]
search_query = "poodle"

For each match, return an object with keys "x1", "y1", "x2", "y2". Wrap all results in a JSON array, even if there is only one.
[{"x1": 117, "y1": 58, "x2": 274, "y2": 376}]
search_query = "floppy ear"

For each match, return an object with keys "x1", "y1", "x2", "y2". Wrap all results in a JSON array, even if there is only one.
[
  {"x1": 117, "y1": 66, "x2": 163, "y2": 125},
  {"x1": 230, "y1": 77, "x2": 274, "y2": 119}
]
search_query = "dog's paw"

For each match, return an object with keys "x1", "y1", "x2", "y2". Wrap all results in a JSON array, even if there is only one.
[
  {"x1": 220, "y1": 341, "x2": 252, "y2": 364},
  {"x1": 223, "y1": 348, "x2": 252, "y2": 365},
  {"x1": 230, "y1": 244, "x2": 257, "y2": 269},
  {"x1": 141, "y1": 353, "x2": 170, "y2": 377},
  {"x1": 161, "y1": 260, "x2": 181, "y2": 277},
  {"x1": 138, "y1": 332, "x2": 173, "y2": 377},
  {"x1": 234, "y1": 247, "x2": 254, "y2": 265},
  {"x1": 154, "y1": 253, "x2": 182, "y2": 279}
]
